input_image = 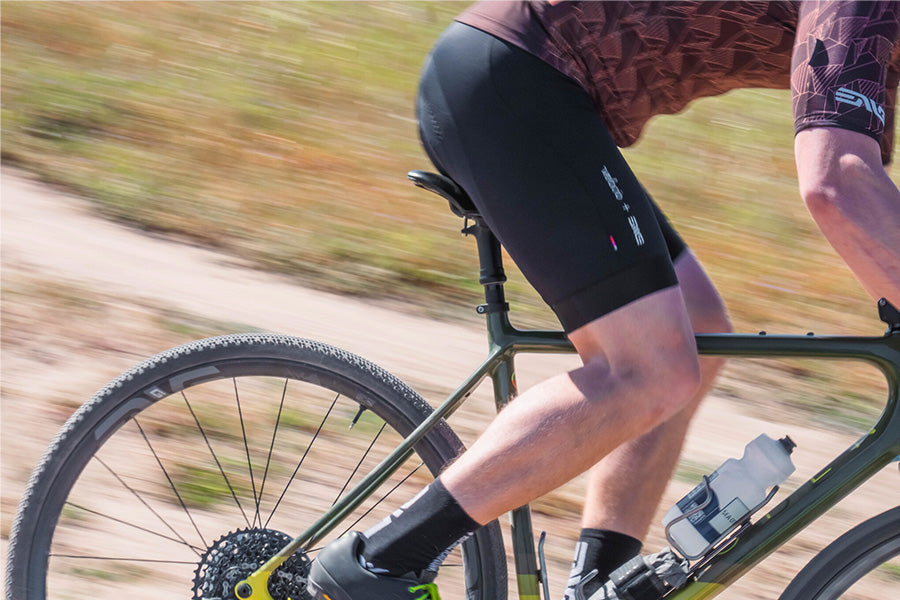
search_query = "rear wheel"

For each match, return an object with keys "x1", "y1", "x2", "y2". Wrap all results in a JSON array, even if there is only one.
[
  {"x1": 7, "y1": 334, "x2": 507, "y2": 600},
  {"x1": 779, "y1": 505, "x2": 900, "y2": 600}
]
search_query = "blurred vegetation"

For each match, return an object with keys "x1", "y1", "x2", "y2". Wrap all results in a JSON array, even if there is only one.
[
  {"x1": 2, "y1": 1, "x2": 897, "y2": 336},
  {"x1": 171, "y1": 460, "x2": 250, "y2": 509}
]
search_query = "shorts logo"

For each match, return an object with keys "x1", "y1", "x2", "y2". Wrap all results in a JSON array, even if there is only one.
[
  {"x1": 601, "y1": 166, "x2": 624, "y2": 201},
  {"x1": 602, "y1": 164, "x2": 645, "y2": 247},
  {"x1": 628, "y1": 216, "x2": 645, "y2": 246},
  {"x1": 835, "y1": 87, "x2": 885, "y2": 125}
]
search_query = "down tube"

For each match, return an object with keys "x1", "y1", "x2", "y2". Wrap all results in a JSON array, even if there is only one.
[{"x1": 670, "y1": 333, "x2": 900, "y2": 599}]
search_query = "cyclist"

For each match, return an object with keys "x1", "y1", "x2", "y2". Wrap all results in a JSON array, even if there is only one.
[{"x1": 308, "y1": 2, "x2": 900, "y2": 599}]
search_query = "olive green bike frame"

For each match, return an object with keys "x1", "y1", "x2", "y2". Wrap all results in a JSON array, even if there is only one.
[{"x1": 240, "y1": 219, "x2": 900, "y2": 600}]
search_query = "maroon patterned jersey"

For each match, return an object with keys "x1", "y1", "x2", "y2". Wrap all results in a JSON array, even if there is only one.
[{"x1": 457, "y1": 1, "x2": 900, "y2": 163}]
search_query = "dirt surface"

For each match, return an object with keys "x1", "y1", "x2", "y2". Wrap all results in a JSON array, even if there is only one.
[{"x1": 2, "y1": 167, "x2": 898, "y2": 599}]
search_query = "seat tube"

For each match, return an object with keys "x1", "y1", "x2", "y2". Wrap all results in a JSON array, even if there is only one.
[
  {"x1": 491, "y1": 354, "x2": 542, "y2": 600},
  {"x1": 473, "y1": 219, "x2": 543, "y2": 600}
]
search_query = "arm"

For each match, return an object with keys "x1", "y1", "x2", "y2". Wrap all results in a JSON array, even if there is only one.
[
  {"x1": 795, "y1": 127, "x2": 900, "y2": 305},
  {"x1": 791, "y1": 1, "x2": 900, "y2": 305}
]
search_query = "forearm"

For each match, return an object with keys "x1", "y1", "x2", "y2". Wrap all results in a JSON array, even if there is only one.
[{"x1": 795, "y1": 128, "x2": 900, "y2": 306}]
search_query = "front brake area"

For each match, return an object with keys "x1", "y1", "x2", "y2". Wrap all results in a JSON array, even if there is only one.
[{"x1": 193, "y1": 528, "x2": 311, "y2": 600}]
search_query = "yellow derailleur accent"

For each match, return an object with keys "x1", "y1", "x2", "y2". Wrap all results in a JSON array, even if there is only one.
[{"x1": 234, "y1": 569, "x2": 276, "y2": 600}]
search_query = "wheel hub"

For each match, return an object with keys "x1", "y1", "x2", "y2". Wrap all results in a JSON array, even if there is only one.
[{"x1": 193, "y1": 528, "x2": 311, "y2": 600}]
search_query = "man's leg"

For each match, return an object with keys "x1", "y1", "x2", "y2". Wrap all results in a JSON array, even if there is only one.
[
  {"x1": 563, "y1": 251, "x2": 730, "y2": 597},
  {"x1": 582, "y1": 251, "x2": 731, "y2": 537},
  {"x1": 440, "y1": 284, "x2": 701, "y2": 524}
]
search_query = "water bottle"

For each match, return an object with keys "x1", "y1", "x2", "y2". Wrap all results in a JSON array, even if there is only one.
[{"x1": 662, "y1": 434, "x2": 796, "y2": 559}]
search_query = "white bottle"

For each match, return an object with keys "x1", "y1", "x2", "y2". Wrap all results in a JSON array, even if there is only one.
[{"x1": 662, "y1": 434, "x2": 796, "y2": 559}]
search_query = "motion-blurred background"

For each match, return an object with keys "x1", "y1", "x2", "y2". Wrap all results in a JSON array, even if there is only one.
[
  {"x1": 4, "y1": 1, "x2": 895, "y2": 331},
  {"x1": 2, "y1": 3, "x2": 899, "y2": 599}
]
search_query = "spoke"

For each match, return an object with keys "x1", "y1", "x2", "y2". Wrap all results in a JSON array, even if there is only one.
[
  {"x1": 50, "y1": 554, "x2": 196, "y2": 564},
  {"x1": 265, "y1": 392, "x2": 340, "y2": 528},
  {"x1": 95, "y1": 456, "x2": 201, "y2": 557},
  {"x1": 134, "y1": 418, "x2": 207, "y2": 547},
  {"x1": 336, "y1": 462, "x2": 426, "y2": 540},
  {"x1": 181, "y1": 391, "x2": 251, "y2": 529},
  {"x1": 257, "y1": 379, "x2": 289, "y2": 528},
  {"x1": 64, "y1": 502, "x2": 204, "y2": 553},
  {"x1": 233, "y1": 378, "x2": 260, "y2": 527},
  {"x1": 332, "y1": 422, "x2": 387, "y2": 506}
]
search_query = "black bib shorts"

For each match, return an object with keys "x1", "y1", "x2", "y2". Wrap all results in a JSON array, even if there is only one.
[{"x1": 417, "y1": 23, "x2": 687, "y2": 333}]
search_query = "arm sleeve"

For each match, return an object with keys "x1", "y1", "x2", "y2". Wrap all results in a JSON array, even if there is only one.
[{"x1": 791, "y1": 1, "x2": 900, "y2": 164}]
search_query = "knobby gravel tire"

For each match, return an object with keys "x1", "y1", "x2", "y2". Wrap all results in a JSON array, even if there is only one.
[{"x1": 7, "y1": 334, "x2": 507, "y2": 600}]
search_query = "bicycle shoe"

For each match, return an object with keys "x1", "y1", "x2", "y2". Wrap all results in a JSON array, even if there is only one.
[{"x1": 307, "y1": 532, "x2": 441, "y2": 600}]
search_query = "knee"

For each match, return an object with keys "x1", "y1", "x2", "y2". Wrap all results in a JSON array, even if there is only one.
[
  {"x1": 647, "y1": 347, "x2": 702, "y2": 418},
  {"x1": 614, "y1": 338, "x2": 702, "y2": 429},
  {"x1": 570, "y1": 287, "x2": 704, "y2": 430}
]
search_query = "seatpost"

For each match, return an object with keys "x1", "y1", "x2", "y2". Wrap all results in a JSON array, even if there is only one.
[{"x1": 466, "y1": 217, "x2": 510, "y2": 317}]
